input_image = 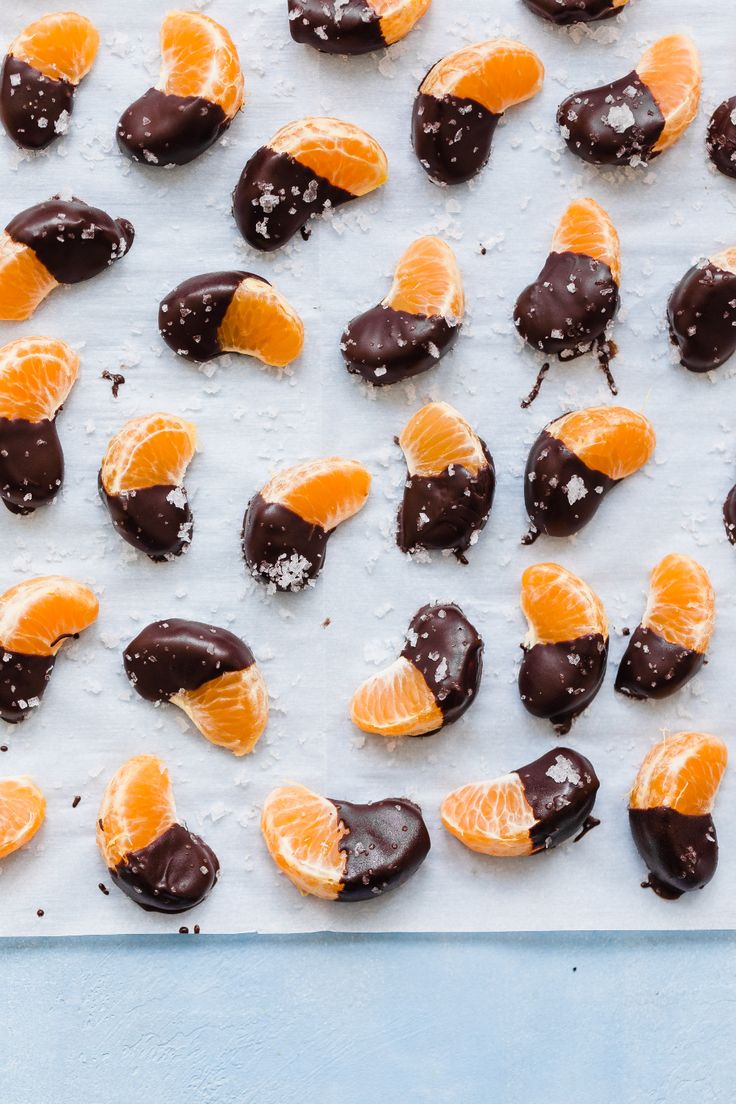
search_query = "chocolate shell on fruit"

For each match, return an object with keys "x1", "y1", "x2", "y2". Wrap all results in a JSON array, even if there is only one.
[
  {"x1": 287, "y1": 0, "x2": 431, "y2": 55},
  {"x1": 668, "y1": 248, "x2": 736, "y2": 373},
  {"x1": 707, "y1": 97, "x2": 736, "y2": 180},
  {"x1": 522, "y1": 0, "x2": 630, "y2": 24}
]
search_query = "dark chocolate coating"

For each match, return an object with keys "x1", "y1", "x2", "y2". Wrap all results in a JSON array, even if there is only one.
[
  {"x1": 667, "y1": 261, "x2": 736, "y2": 373},
  {"x1": 111, "y1": 822, "x2": 220, "y2": 913},
  {"x1": 242, "y1": 493, "x2": 328, "y2": 591},
  {"x1": 99, "y1": 475, "x2": 193, "y2": 561},
  {"x1": 232, "y1": 145, "x2": 354, "y2": 251},
  {"x1": 518, "y1": 747, "x2": 600, "y2": 851},
  {"x1": 342, "y1": 305, "x2": 459, "y2": 385},
  {"x1": 0, "y1": 417, "x2": 63, "y2": 513},
  {"x1": 522, "y1": 0, "x2": 623, "y2": 23},
  {"x1": 6, "y1": 196, "x2": 133, "y2": 284},
  {"x1": 330, "y1": 796, "x2": 430, "y2": 901},
  {"x1": 724, "y1": 484, "x2": 736, "y2": 544},
  {"x1": 158, "y1": 271, "x2": 263, "y2": 362},
  {"x1": 401, "y1": 602, "x2": 483, "y2": 727},
  {"x1": 117, "y1": 87, "x2": 229, "y2": 167},
  {"x1": 615, "y1": 624, "x2": 703, "y2": 700},
  {"x1": 288, "y1": 0, "x2": 385, "y2": 54},
  {"x1": 519, "y1": 634, "x2": 608, "y2": 733},
  {"x1": 124, "y1": 619, "x2": 254, "y2": 702},
  {"x1": 0, "y1": 57, "x2": 75, "y2": 150},
  {"x1": 0, "y1": 648, "x2": 55, "y2": 723},
  {"x1": 629, "y1": 807, "x2": 718, "y2": 899},
  {"x1": 707, "y1": 97, "x2": 736, "y2": 180},
  {"x1": 557, "y1": 72, "x2": 665, "y2": 166},
  {"x1": 514, "y1": 251, "x2": 619, "y2": 357},
  {"x1": 412, "y1": 90, "x2": 499, "y2": 185},
  {"x1": 524, "y1": 429, "x2": 615, "y2": 539}
]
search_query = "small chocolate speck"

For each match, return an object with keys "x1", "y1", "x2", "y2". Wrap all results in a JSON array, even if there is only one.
[
  {"x1": 36, "y1": 908, "x2": 44, "y2": 917},
  {"x1": 300, "y1": 224, "x2": 312, "y2": 242},
  {"x1": 0, "y1": 745, "x2": 7, "y2": 753},
  {"x1": 98, "y1": 882, "x2": 109, "y2": 896},
  {"x1": 101, "y1": 370, "x2": 126, "y2": 398},
  {"x1": 179, "y1": 926, "x2": 189, "y2": 935},
  {"x1": 193, "y1": 924, "x2": 201, "y2": 935},
  {"x1": 72, "y1": 795, "x2": 81, "y2": 808},
  {"x1": 322, "y1": 617, "x2": 331, "y2": 628},
  {"x1": 621, "y1": 627, "x2": 631, "y2": 637},
  {"x1": 479, "y1": 245, "x2": 487, "y2": 255}
]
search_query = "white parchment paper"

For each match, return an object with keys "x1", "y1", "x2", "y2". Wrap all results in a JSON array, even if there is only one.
[{"x1": 1, "y1": 0, "x2": 735, "y2": 935}]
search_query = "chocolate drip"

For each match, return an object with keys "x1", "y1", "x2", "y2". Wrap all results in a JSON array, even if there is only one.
[
  {"x1": 412, "y1": 90, "x2": 499, "y2": 185},
  {"x1": 124, "y1": 619, "x2": 254, "y2": 702},
  {"x1": 522, "y1": 0, "x2": 623, "y2": 23},
  {"x1": 117, "y1": 87, "x2": 229, "y2": 167},
  {"x1": 514, "y1": 251, "x2": 619, "y2": 357},
  {"x1": 401, "y1": 603, "x2": 483, "y2": 726},
  {"x1": 159, "y1": 271, "x2": 262, "y2": 362},
  {"x1": 557, "y1": 72, "x2": 665, "y2": 165},
  {"x1": 629, "y1": 807, "x2": 718, "y2": 899},
  {"x1": 111, "y1": 822, "x2": 219, "y2": 913},
  {"x1": 0, "y1": 57, "x2": 74, "y2": 150},
  {"x1": 0, "y1": 649, "x2": 55, "y2": 723},
  {"x1": 615, "y1": 624, "x2": 703, "y2": 700},
  {"x1": 242, "y1": 493, "x2": 328, "y2": 591},
  {"x1": 232, "y1": 146, "x2": 354, "y2": 252},
  {"x1": 519, "y1": 634, "x2": 608, "y2": 734},
  {"x1": 342, "y1": 305, "x2": 459, "y2": 385},
  {"x1": 398, "y1": 445, "x2": 495, "y2": 559},
  {"x1": 724, "y1": 484, "x2": 736, "y2": 544},
  {"x1": 288, "y1": 0, "x2": 385, "y2": 54},
  {"x1": 7, "y1": 196, "x2": 133, "y2": 284},
  {"x1": 707, "y1": 96, "x2": 736, "y2": 180},
  {"x1": 99, "y1": 476, "x2": 193, "y2": 561},
  {"x1": 523, "y1": 429, "x2": 615, "y2": 540},
  {"x1": 0, "y1": 417, "x2": 63, "y2": 513},
  {"x1": 667, "y1": 260, "x2": 736, "y2": 373},
  {"x1": 518, "y1": 747, "x2": 600, "y2": 852},
  {"x1": 330, "y1": 796, "x2": 431, "y2": 901}
]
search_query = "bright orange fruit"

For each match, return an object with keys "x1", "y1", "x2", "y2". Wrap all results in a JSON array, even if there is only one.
[
  {"x1": 630, "y1": 732, "x2": 727, "y2": 816},
  {"x1": 9, "y1": 11, "x2": 99, "y2": 84},
  {"x1": 349, "y1": 657, "x2": 443, "y2": 737},
  {"x1": 172, "y1": 666, "x2": 269, "y2": 757},
  {"x1": 385, "y1": 237, "x2": 464, "y2": 321},
  {"x1": 521, "y1": 563, "x2": 607, "y2": 647},
  {"x1": 270, "y1": 117, "x2": 388, "y2": 197},
  {"x1": 261, "y1": 784, "x2": 347, "y2": 899},
  {"x1": 0, "y1": 336, "x2": 79, "y2": 421},
  {"x1": 441, "y1": 775, "x2": 536, "y2": 857},
  {"x1": 97, "y1": 754, "x2": 177, "y2": 869},
  {"x1": 0, "y1": 234, "x2": 59, "y2": 322},
  {"x1": 642, "y1": 553, "x2": 715, "y2": 654},
  {"x1": 421, "y1": 39, "x2": 544, "y2": 116},
  {"x1": 218, "y1": 277, "x2": 304, "y2": 368},
  {"x1": 0, "y1": 776, "x2": 46, "y2": 861},
  {"x1": 637, "y1": 35, "x2": 701, "y2": 154},
  {"x1": 374, "y1": 0, "x2": 432, "y2": 45},
  {"x1": 551, "y1": 407, "x2": 656, "y2": 481},
  {"x1": 399, "y1": 401, "x2": 486, "y2": 478},
  {"x1": 159, "y1": 10, "x2": 244, "y2": 119},
  {"x1": 551, "y1": 198, "x2": 621, "y2": 285},
  {"x1": 100, "y1": 413, "x2": 197, "y2": 496},
  {"x1": 261, "y1": 457, "x2": 371, "y2": 531},
  {"x1": 0, "y1": 576, "x2": 98, "y2": 656}
]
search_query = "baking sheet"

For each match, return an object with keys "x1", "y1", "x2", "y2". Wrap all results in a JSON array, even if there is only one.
[{"x1": 1, "y1": 0, "x2": 736, "y2": 935}]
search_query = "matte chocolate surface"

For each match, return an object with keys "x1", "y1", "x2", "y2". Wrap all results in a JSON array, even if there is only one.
[
  {"x1": 629, "y1": 807, "x2": 718, "y2": 899},
  {"x1": 667, "y1": 261, "x2": 736, "y2": 373},
  {"x1": 522, "y1": 0, "x2": 622, "y2": 22},
  {"x1": 724, "y1": 484, "x2": 736, "y2": 544},
  {"x1": 99, "y1": 476, "x2": 193, "y2": 561},
  {"x1": 615, "y1": 625, "x2": 703, "y2": 700},
  {"x1": 519, "y1": 634, "x2": 608, "y2": 734},
  {"x1": 707, "y1": 96, "x2": 736, "y2": 180},
  {"x1": 232, "y1": 146, "x2": 354, "y2": 251},
  {"x1": 288, "y1": 0, "x2": 385, "y2": 54},
  {"x1": 557, "y1": 73, "x2": 665, "y2": 165},
  {"x1": 0, "y1": 57, "x2": 74, "y2": 150},
  {"x1": 523, "y1": 428, "x2": 615, "y2": 540},
  {"x1": 412, "y1": 91, "x2": 499, "y2": 185},
  {"x1": 242, "y1": 493, "x2": 328, "y2": 591},
  {"x1": 124, "y1": 619, "x2": 254, "y2": 702},
  {"x1": 0, "y1": 649, "x2": 55, "y2": 723},
  {"x1": 401, "y1": 603, "x2": 483, "y2": 727},
  {"x1": 330, "y1": 797, "x2": 431, "y2": 901},
  {"x1": 159, "y1": 271, "x2": 261, "y2": 362},
  {"x1": 0, "y1": 417, "x2": 63, "y2": 514},
  {"x1": 514, "y1": 251, "x2": 619, "y2": 357},
  {"x1": 111, "y1": 822, "x2": 220, "y2": 913},
  {"x1": 117, "y1": 88, "x2": 229, "y2": 167},
  {"x1": 6, "y1": 196, "x2": 133, "y2": 284},
  {"x1": 342, "y1": 305, "x2": 458, "y2": 385},
  {"x1": 518, "y1": 747, "x2": 600, "y2": 851}
]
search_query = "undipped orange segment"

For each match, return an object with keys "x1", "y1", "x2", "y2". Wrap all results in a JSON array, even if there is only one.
[
  {"x1": 385, "y1": 237, "x2": 464, "y2": 321},
  {"x1": 261, "y1": 457, "x2": 371, "y2": 531},
  {"x1": 261, "y1": 784, "x2": 347, "y2": 899},
  {"x1": 399, "y1": 401, "x2": 486, "y2": 478},
  {"x1": 521, "y1": 563, "x2": 607, "y2": 647},
  {"x1": 642, "y1": 553, "x2": 715, "y2": 654},
  {"x1": 349, "y1": 657, "x2": 443, "y2": 737},
  {"x1": 97, "y1": 754, "x2": 177, "y2": 870},
  {"x1": 218, "y1": 277, "x2": 304, "y2": 368},
  {"x1": 551, "y1": 198, "x2": 621, "y2": 285},
  {"x1": 0, "y1": 336, "x2": 79, "y2": 421},
  {"x1": 421, "y1": 38, "x2": 544, "y2": 116},
  {"x1": 9, "y1": 11, "x2": 99, "y2": 84},
  {"x1": 374, "y1": 0, "x2": 432, "y2": 45},
  {"x1": 0, "y1": 776, "x2": 46, "y2": 860},
  {"x1": 630, "y1": 732, "x2": 727, "y2": 817},
  {"x1": 0, "y1": 234, "x2": 58, "y2": 323},
  {"x1": 441, "y1": 775, "x2": 536, "y2": 857},
  {"x1": 159, "y1": 10, "x2": 244, "y2": 118},
  {"x1": 271, "y1": 117, "x2": 388, "y2": 197},
  {"x1": 0, "y1": 576, "x2": 99, "y2": 656},
  {"x1": 100, "y1": 413, "x2": 197, "y2": 496},
  {"x1": 172, "y1": 666, "x2": 269, "y2": 757},
  {"x1": 552, "y1": 407, "x2": 656, "y2": 481},
  {"x1": 637, "y1": 34, "x2": 701, "y2": 154}
]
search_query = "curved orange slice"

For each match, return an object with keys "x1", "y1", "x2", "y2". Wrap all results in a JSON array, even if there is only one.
[
  {"x1": 399, "y1": 401, "x2": 486, "y2": 477},
  {"x1": 551, "y1": 407, "x2": 656, "y2": 481},
  {"x1": 261, "y1": 457, "x2": 371, "y2": 531},
  {"x1": 217, "y1": 277, "x2": 304, "y2": 368},
  {"x1": 0, "y1": 575, "x2": 98, "y2": 656},
  {"x1": 270, "y1": 117, "x2": 388, "y2": 197},
  {"x1": 551, "y1": 198, "x2": 621, "y2": 285},
  {"x1": 261, "y1": 784, "x2": 347, "y2": 899},
  {"x1": 100, "y1": 413, "x2": 197, "y2": 496},
  {"x1": 350, "y1": 656, "x2": 443, "y2": 737},
  {"x1": 441, "y1": 775, "x2": 536, "y2": 857},
  {"x1": 0, "y1": 776, "x2": 46, "y2": 860},
  {"x1": 421, "y1": 39, "x2": 544, "y2": 116},
  {"x1": 158, "y1": 10, "x2": 244, "y2": 119},
  {"x1": 97, "y1": 754, "x2": 177, "y2": 869},
  {"x1": 0, "y1": 234, "x2": 58, "y2": 323},
  {"x1": 642, "y1": 553, "x2": 715, "y2": 654},
  {"x1": 0, "y1": 336, "x2": 79, "y2": 421},
  {"x1": 384, "y1": 237, "x2": 464, "y2": 321},
  {"x1": 521, "y1": 563, "x2": 607, "y2": 647},
  {"x1": 630, "y1": 732, "x2": 727, "y2": 816},
  {"x1": 637, "y1": 35, "x2": 701, "y2": 155},
  {"x1": 9, "y1": 11, "x2": 99, "y2": 84},
  {"x1": 172, "y1": 666, "x2": 269, "y2": 757},
  {"x1": 374, "y1": 0, "x2": 432, "y2": 44}
]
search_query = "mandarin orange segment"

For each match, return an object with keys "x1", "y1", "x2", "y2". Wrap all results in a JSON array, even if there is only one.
[
  {"x1": 385, "y1": 237, "x2": 464, "y2": 320},
  {"x1": 0, "y1": 776, "x2": 46, "y2": 860},
  {"x1": 630, "y1": 732, "x2": 727, "y2": 817},
  {"x1": 270, "y1": 117, "x2": 388, "y2": 197},
  {"x1": 422, "y1": 39, "x2": 544, "y2": 116},
  {"x1": 637, "y1": 35, "x2": 701, "y2": 154},
  {"x1": 0, "y1": 233, "x2": 58, "y2": 322},
  {"x1": 643, "y1": 554, "x2": 715, "y2": 653},
  {"x1": 172, "y1": 666, "x2": 269, "y2": 757},
  {"x1": 10, "y1": 11, "x2": 99, "y2": 84},
  {"x1": 375, "y1": 0, "x2": 432, "y2": 44},
  {"x1": 521, "y1": 563, "x2": 607, "y2": 647},
  {"x1": 551, "y1": 198, "x2": 621, "y2": 285},
  {"x1": 97, "y1": 754, "x2": 177, "y2": 870},
  {"x1": 217, "y1": 277, "x2": 305, "y2": 368},
  {"x1": 159, "y1": 10, "x2": 244, "y2": 118},
  {"x1": 350, "y1": 656, "x2": 443, "y2": 737},
  {"x1": 552, "y1": 407, "x2": 656, "y2": 481},
  {"x1": 100, "y1": 413, "x2": 197, "y2": 496},
  {"x1": 399, "y1": 401, "x2": 486, "y2": 478},
  {"x1": 261, "y1": 784, "x2": 347, "y2": 899},
  {"x1": 441, "y1": 775, "x2": 536, "y2": 857},
  {"x1": 0, "y1": 575, "x2": 98, "y2": 656},
  {"x1": 261, "y1": 457, "x2": 371, "y2": 531},
  {"x1": 0, "y1": 336, "x2": 79, "y2": 421}
]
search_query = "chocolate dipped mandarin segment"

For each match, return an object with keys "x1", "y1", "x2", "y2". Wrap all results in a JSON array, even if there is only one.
[
  {"x1": 522, "y1": 0, "x2": 630, "y2": 24},
  {"x1": 99, "y1": 413, "x2": 197, "y2": 561},
  {"x1": 288, "y1": 0, "x2": 431, "y2": 54},
  {"x1": 724, "y1": 485, "x2": 736, "y2": 545},
  {"x1": 0, "y1": 12, "x2": 99, "y2": 150},
  {"x1": 523, "y1": 406, "x2": 656, "y2": 542},
  {"x1": 232, "y1": 116, "x2": 387, "y2": 251},
  {"x1": 261, "y1": 784, "x2": 430, "y2": 901},
  {"x1": 616, "y1": 554, "x2": 714, "y2": 701},
  {"x1": 667, "y1": 248, "x2": 736, "y2": 373},
  {"x1": 342, "y1": 236, "x2": 464, "y2": 386},
  {"x1": 707, "y1": 97, "x2": 736, "y2": 180},
  {"x1": 242, "y1": 457, "x2": 371, "y2": 591},
  {"x1": 117, "y1": 11, "x2": 244, "y2": 167},
  {"x1": 0, "y1": 776, "x2": 46, "y2": 860},
  {"x1": 558, "y1": 34, "x2": 700, "y2": 166},
  {"x1": 441, "y1": 747, "x2": 600, "y2": 857},
  {"x1": 412, "y1": 39, "x2": 544, "y2": 185},
  {"x1": 350, "y1": 602, "x2": 483, "y2": 737},
  {"x1": 397, "y1": 401, "x2": 494, "y2": 560},
  {"x1": 629, "y1": 732, "x2": 727, "y2": 899},
  {"x1": 97, "y1": 755, "x2": 219, "y2": 913},
  {"x1": 158, "y1": 271, "x2": 304, "y2": 367}
]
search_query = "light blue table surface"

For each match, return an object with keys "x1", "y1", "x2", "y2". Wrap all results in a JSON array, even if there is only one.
[{"x1": 2, "y1": 932, "x2": 731, "y2": 1103}]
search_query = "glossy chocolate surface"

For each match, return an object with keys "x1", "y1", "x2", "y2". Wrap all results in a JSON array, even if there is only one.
[
  {"x1": 117, "y1": 88, "x2": 229, "y2": 167},
  {"x1": 523, "y1": 429, "x2": 615, "y2": 540},
  {"x1": 0, "y1": 57, "x2": 74, "y2": 150},
  {"x1": 0, "y1": 649, "x2": 55, "y2": 723},
  {"x1": 6, "y1": 196, "x2": 133, "y2": 284},
  {"x1": 707, "y1": 96, "x2": 736, "y2": 179},
  {"x1": 342, "y1": 305, "x2": 458, "y2": 385},
  {"x1": 159, "y1": 271, "x2": 260, "y2": 362},
  {"x1": 0, "y1": 417, "x2": 63, "y2": 514},
  {"x1": 330, "y1": 797, "x2": 431, "y2": 901},
  {"x1": 667, "y1": 261, "x2": 736, "y2": 373},
  {"x1": 615, "y1": 625, "x2": 703, "y2": 700},
  {"x1": 401, "y1": 603, "x2": 483, "y2": 726},
  {"x1": 724, "y1": 484, "x2": 736, "y2": 544},
  {"x1": 232, "y1": 145, "x2": 353, "y2": 251},
  {"x1": 111, "y1": 822, "x2": 220, "y2": 913},
  {"x1": 519, "y1": 634, "x2": 608, "y2": 734},
  {"x1": 514, "y1": 251, "x2": 619, "y2": 357},
  {"x1": 242, "y1": 494, "x2": 328, "y2": 591},
  {"x1": 124, "y1": 619, "x2": 254, "y2": 702},
  {"x1": 288, "y1": 0, "x2": 385, "y2": 54},
  {"x1": 99, "y1": 476, "x2": 193, "y2": 561},
  {"x1": 522, "y1": 0, "x2": 623, "y2": 22},
  {"x1": 518, "y1": 747, "x2": 600, "y2": 851},
  {"x1": 557, "y1": 73, "x2": 665, "y2": 165},
  {"x1": 629, "y1": 807, "x2": 718, "y2": 899},
  {"x1": 412, "y1": 91, "x2": 499, "y2": 185}
]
